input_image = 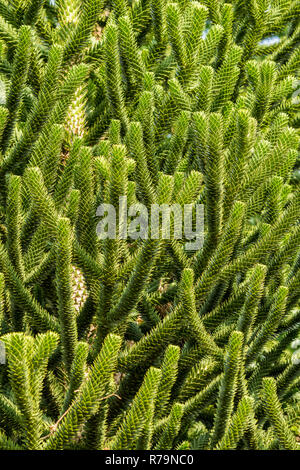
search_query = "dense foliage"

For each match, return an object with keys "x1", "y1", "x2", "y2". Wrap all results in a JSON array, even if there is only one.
[{"x1": 0, "y1": 0, "x2": 299, "y2": 450}]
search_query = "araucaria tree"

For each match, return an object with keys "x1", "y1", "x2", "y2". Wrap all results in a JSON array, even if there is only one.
[{"x1": 0, "y1": 0, "x2": 299, "y2": 451}]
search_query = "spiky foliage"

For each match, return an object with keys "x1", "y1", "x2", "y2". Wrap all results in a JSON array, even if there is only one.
[{"x1": 0, "y1": 0, "x2": 299, "y2": 451}]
